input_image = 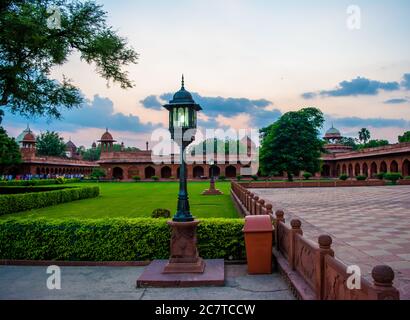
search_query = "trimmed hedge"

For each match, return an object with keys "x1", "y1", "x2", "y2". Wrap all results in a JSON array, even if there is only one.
[
  {"x1": 0, "y1": 218, "x2": 245, "y2": 261},
  {"x1": 0, "y1": 186, "x2": 69, "y2": 194},
  {"x1": 0, "y1": 186, "x2": 100, "y2": 216},
  {"x1": 0, "y1": 178, "x2": 80, "y2": 186}
]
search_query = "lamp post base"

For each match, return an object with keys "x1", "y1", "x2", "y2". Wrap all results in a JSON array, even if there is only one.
[
  {"x1": 163, "y1": 220, "x2": 205, "y2": 274},
  {"x1": 202, "y1": 179, "x2": 223, "y2": 195}
]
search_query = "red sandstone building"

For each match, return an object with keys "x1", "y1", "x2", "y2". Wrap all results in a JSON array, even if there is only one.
[{"x1": 13, "y1": 124, "x2": 410, "y2": 180}]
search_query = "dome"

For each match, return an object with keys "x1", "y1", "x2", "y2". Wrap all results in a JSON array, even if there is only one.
[
  {"x1": 99, "y1": 128, "x2": 115, "y2": 142},
  {"x1": 22, "y1": 131, "x2": 36, "y2": 143},
  {"x1": 171, "y1": 87, "x2": 195, "y2": 104},
  {"x1": 326, "y1": 127, "x2": 341, "y2": 136},
  {"x1": 16, "y1": 124, "x2": 32, "y2": 144},
  {"x1": 65, "y1": 140, "x2": 77, "y2": 150}
]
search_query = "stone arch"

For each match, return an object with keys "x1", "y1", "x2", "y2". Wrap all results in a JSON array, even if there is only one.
[
  {"x1": 322, "y1": 164, "x2": 331, "y2": 177},
  {"x1": 161, "y1": 166, "x2": 172, "y2": 179},
  {"x1": 336, "y1": 164, "x2": 341, "y2": 177},
  {"x1": 193, "y1": 166, "x2": 204, "y2": 178},
  {"x1": 403, "y1": 159, "x2": 410, "y2": 177},
  {"x1": 370, "y1": 162, "x2": 377, "y2": 177},
  {"x1": 226, "y1": 165, "x2": 237, "y2": 178},
  {"x1": 348, "y1": 164, "x2": 353, "y2": 177},
  {"x1": 113, "y1": 167, "x2": 123, "y2": 180},
  {"x1": 354, "y1": 163, "x2": 361, "y2": 176},
  {"x1": 342, "y1": 164, "x2": 347, "y2": 174},
  {"x1": 380, "y1": 161, "x2": 387, "y2": 173},
  {"x1": 362, "y1": 163, "x2": 369, "y2": 177},
  {"x1": 390, "y1": 160, "x2": 399, "y2": 173},
  {"x1": 209, "y1": 165, "x2": 221, "y2": 177},
  {"x1": 145, "y1": 166, "x2": 156, "y2": 179}
]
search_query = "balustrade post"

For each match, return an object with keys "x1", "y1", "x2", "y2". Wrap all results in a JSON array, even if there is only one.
[
  {"x1": 317, "y1": 235, "x2": 334, "y2": 300},
  {"x1": 275, "y1": 210, "x2": 285, "y2": 250},
  {"x1": 289, "y1": 219, "x2": 303, "y2": 270},
  {"x1": 370, "y1": 265, "x2": 400, "y2": 300},
  {"x1": 253, "y1": 196, "x2": 259, "y2": 215},
  {"x1": 258, "y1": 199, "x2": 265, "y2": 215}
]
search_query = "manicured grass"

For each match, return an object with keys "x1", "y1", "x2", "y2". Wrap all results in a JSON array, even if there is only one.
[{"x1": 0, "y1": 181, "x2": 239, "y2": 220}]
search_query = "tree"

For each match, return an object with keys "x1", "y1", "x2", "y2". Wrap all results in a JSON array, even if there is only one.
[
  {"x1": 0, "y1": 1, "x2": 138, "y2": 120},
  {"x1": 36, "y1": 131, "x2": 66, "y2": 157},
  {"x1": 398, "y1": 131, "x2": 410, "y2": 143},
  {"x1": 359, "y1": 139, "x2": 389, "y2": 149},
  {"x1": 0, "y1": 126, "x2": 21, "y2": 174},
  {"x1": 80, "y1": 145, "x2": 101, "y2": 161},
  {"x1": 339, "y1": 137, "x2": 358, "y2": 150},
  {"x1": 259, "y1": 107, "x2": 325, "y2": 181},
  {"x1": 358, "y1": 128, "x2": 371, "y2": 144}
]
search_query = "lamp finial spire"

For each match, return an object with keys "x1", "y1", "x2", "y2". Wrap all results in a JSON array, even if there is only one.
[{"x1": 181, "y1": 74, "x2": 185, "y2": 89}]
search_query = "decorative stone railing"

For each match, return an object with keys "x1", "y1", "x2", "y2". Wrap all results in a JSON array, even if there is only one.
[{"x1": 230, "y1": 181, "x2": 400, "y2": 300}]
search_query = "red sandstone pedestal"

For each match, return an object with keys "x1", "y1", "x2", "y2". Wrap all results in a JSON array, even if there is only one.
[
  {"x1": 136, "y1": 220, "x2": 225, "y2": 288},
  {"x1": 202, "y1": 180, "x2": 223, "y2": 195}
]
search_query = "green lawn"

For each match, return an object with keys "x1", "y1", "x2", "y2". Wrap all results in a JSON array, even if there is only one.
[{"x1": 0, "y1": 181, "x2": 239, "y2": 220}]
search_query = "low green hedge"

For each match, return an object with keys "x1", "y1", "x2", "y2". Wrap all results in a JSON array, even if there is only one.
[
  {"x1": 0, "y1": 178, "x2": 80, "y2": 186},
  {"x1": 0, "y1": 218, "x2": 245, "y2": 261},
  {"x1": 0, "y1": 186, "x2": 99, "y2": 216},
  {"x1": 0, "y1": 186, "x2": 70, "y2": 194}
]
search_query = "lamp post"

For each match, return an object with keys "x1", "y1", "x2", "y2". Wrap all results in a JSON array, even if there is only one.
[
  {"x1": 202, "y1": 158, "x2": 223, "y2": 195},
  {"x1": 162, "y1": 75, "x2": 205, "y2": 273}
]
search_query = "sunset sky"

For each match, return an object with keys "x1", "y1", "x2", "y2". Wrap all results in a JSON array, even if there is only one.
[{"x1": 4, "y1": 0, "x2": 410, "y2": 148}]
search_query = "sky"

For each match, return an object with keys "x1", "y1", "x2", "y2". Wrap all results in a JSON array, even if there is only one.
[{"x1": 4, "y1": 0, "x2": 410, "y2": 148}]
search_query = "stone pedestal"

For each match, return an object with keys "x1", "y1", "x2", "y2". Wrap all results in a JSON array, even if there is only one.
[
  {"x1": 163, "y1": 220, "x2": 205, "y2": 274},
  {"x1": 202, "y1": 180, "x2": 223, "y2": 195}
]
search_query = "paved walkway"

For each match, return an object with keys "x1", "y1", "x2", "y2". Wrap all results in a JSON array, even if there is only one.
[
  {"x1": 251, "y1": 185, "x2": 410, "y2": 299},
  {"x1": 0, "y1": 265, "x2": 294, "y2": 300}
]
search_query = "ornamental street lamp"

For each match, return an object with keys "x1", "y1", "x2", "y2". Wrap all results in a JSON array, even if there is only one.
[
  {"x1": 202, "y1": 158, "x2": 223, "y2": 195},
  {"x1": 162, "y1": 75, "x2": 205, "y2": 274},
  {"x1": 163, "y1": 75, "x2": 202, "y2": 222}
]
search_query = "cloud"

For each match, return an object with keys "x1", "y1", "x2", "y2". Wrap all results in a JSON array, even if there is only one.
[
  {"x1": 327, "y1": 116, "x2": 409, "y2": 129},
  {"x1": 3, "y1": 95, "x2": 159, "y2": 134},
  {"x1": 301, "y1": 92, "x2": 317, "y2": 99},
  {"x1": 302, "y1": 76, "x2": 401, "y2": 99},
  {"x1": 384, "y1": 98, "x2": 408, "y2": 104},
  {"x1": 142, "y1": 92, "x2": 281, "y2": 129},
  {"x1": 401, "y1": 73, "x2": 410, "y2": 90}
]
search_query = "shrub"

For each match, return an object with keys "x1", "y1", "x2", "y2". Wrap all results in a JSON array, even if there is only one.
[
  {"x1": 375, "y1": 172, "x2": 385, "y2": 180},
  {"x1": 55, "y1": 177, "x2": 66, "y2": 184},
  {"x1": 151, "y1": 176, "x2": 159, "y2": 181},
  {"x1": 236, "y1": 175, "x2": 243, "y2": 181},
  {"x1": 384, "y1": 172, "x2": 402, "y2": 185},
  {"x1": 356, "y1": 175, "x2": 367, "y2": 181},
  {"x1": 218, "y1": 175, "x2": 226, "y2": 181},
  {"x1": 251, "y1": 175, "x2": 258, "y2": 181},
  {"x1": 152, "y1": 208, "x2": 171, "y2": 218},
  {"x1": 303, "y1": 172, "x2": 312, "y2": 180},
  {"x1": 339, "y1": 174, "x2": 348, "y2": 181},
  {"x1": 169, "y1": 176, "x2": 175, "y2": 179},
  {"x1": 0, "y1": 218, "x2": 245, "y2": 261},
  {"x1": 132, "y1": 176, "x2": 141, "y2": 182},
  {"x1": 0, "y1": 186, "x2": 99, "y2": 216},
  {"x1": 90, "y1": 168, "x2": 106, "y2": 180},
  {"x1": 405, "y1": 176, "x2": 410, "y2": 180},
  {"x1": 0, "y1": 178, "x2": 80, "y2": 186}
]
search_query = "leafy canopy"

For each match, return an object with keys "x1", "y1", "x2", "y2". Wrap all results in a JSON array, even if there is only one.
[
  {"x1": 36, "y1": 130, "x2": 66, "y2": 157},
  {"x1": 0, "y1": 0, "x2": 138, "y2": 121},
  {"x1": 259, "y1": 107, "x2": 325, "y2": 180},
  {"x1": 399, "y1": 131, "x2": 410, "y2": 143},
  {"x1": 0, "y1": 126, "x2": 21, "y2": 173}
]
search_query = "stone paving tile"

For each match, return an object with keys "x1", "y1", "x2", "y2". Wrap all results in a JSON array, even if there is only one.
[
  {"x1": 251, "y1": 185, "x2": 410, "y2": 300},
  {"x1": 0, "y1": 265, "x2": 295, "y2": 300}
]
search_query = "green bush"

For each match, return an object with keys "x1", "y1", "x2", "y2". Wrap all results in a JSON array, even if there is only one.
[
  {"x1": 0, "y1": 218, "x2": 245, "y2": 261},
  {"x1": 0, "y1": 186, "x2": 99, "y2": 216},
  {"x1": 375, "y1": 172, "x2": 385, "y2": 180},
  {"x1": 132, "y1": 176, "x2": 141, "y2": 182},
  {"x1": 303, "y1": 172, "x2": 312, "y2": 180},
  {"x1": 151, "y1": 208, "x2": 171, "y2": 218},
  {"x1": 236, "y1": 175, "x2": 243, "y2": 181},
  {"x1": 218, "y1": 175, "x2": 226, "y2": 181},
  {"x1": 251, "y1": 175, "x2": 258, "y2": 181},
  {"x1": 55, "y1": 177, "x2": 66, "y2": 184},
  {"x1": 356, "y1": 175, "x2": 367, "y2": 181},
  {"x1": 405, "y1": 176, "x2": 410, "y2": 180},
  {"x1": 339, "y1": 174, "x2": 348, "y2": 181},
  {"x1": 0, "y1": 178, "x2": 80, "y2": 186},
  {"x1": 169, "y1": 176, "x2": 175, "y2": 179},
  {"x1": 384, "y1": 172, "x2": 402, "y2": 185},
  {"x1": 151, "y1": 176, "x2": 159, "y2": 181}
]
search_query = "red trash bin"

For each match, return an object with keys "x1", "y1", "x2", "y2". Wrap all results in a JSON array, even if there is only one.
[{"x1": 243, "y1": 215, "x2": 273, "y2": 274}]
